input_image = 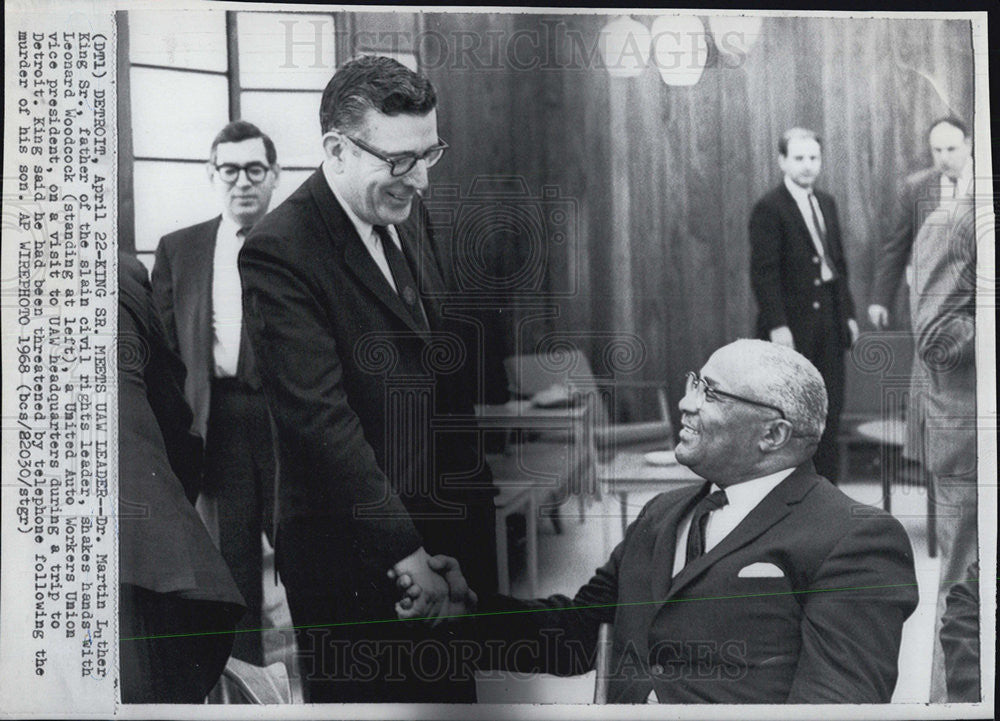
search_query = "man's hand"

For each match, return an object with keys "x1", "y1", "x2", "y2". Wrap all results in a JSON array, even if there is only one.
[
  {"x1": 867, "y1": 304, "x2": 889, "y2": 330},
  {"x1": 390, "y1": 555, "x2": 477, "y2": 625},
  {"x1": 769, "y1": 325, "x2": 795, "y2": 349},
  {"x1": 389, "y1": 547, "x2": 448, "y2": 621},
  {"x1": 847, "y1": 318, "x2": 859, "y2": 346}
]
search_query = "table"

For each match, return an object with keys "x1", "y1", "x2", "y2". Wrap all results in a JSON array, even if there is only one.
[
  {"x1": 598, "y1": 451, "x2": 703, "y2": 539},
  {"x1": 469, "y1": 401, "x2": 595, "y2": 597}
]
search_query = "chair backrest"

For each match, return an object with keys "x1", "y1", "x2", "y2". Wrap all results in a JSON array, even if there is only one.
[
  {"x1": 503, "y1": 349, "x2": 596, "y2": 399},
  {"x1": 504, "y1": 350, "x2": 674, "y2": 456}
]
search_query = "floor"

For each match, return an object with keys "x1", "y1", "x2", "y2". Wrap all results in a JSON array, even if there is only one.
[{"x1": 477, "y1": 453, "x2": 941, "y2": 704}]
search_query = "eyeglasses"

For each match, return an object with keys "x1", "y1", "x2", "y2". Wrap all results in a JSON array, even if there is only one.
[
  {"x1": 684, "y1": 371, "x2": 788, "y2": 420},
  {"x1": 343, "y1": 134, "x2": 449, "y2": 177},
  {"x1": 214, "y1": 162, "x2": 272, "y2": 184}
]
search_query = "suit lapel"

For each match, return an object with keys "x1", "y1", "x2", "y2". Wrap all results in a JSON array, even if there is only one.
[
  {"x1": 307, "y1": 171, "x2": 430, "y2": 339},
  {"x1": 649, "y1": 482, "x2": 710, "y2": 601},
  {"x1": 187, "y1": 218, "x2": 220, "y2": 378},
  {"x1": 663, "y1": 466, "x2": 817, "y2": 603},
  {"x1": 777, "y1": 184, "x2": 816, "y2": 255}
]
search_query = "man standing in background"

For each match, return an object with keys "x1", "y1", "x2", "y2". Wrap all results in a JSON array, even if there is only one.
[
  {"x1": 909, "y1": 196, "x2": 979, "y2": 702},
  {"x1": 151, "y1": 120, "x2": 280, "y2": 664},
  {"x1": 867, "y1": 117, "x2": 973, "y2": 330},
  {"x1": 749, "y1": 127, "x2": 858, "y2": 482}
]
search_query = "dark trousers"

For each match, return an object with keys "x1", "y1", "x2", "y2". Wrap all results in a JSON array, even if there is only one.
[
  {"x1": 278, "y1": 501, "x2": 497, "y2": 702},
  {"x1": 204, "y1": 378, "x2": 275, "y2": 664},
  {"x1": 797, "y1": 284, "x2": 846, "y2": 483},
  {"x1": 120, "y1": 583, "x2": 241, "y2": 703}
]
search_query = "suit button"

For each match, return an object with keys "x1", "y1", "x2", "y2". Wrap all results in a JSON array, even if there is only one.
[
  {"x1": 812, "y1": 256, "x2": 820, "y2": 263},
  {"x1": 812, "y1": 301, "x2": 820, "y2": 310},
  {"x1": 650, "y1": 664, "x2": 664, "y2": 676},
  {"x1": 813, "y1": 278, "x2": 822, "y2": 286}
]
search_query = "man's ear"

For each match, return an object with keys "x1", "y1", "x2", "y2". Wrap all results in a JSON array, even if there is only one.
[
  {"x1": 205, "y1": 161, "x2": 216, "y2": 182},
  {"x1": 270, "y1": 163, "x2": 281, "y2": 185},
  {"x1": 322, "y1": 131, "x2": 347, "y2": 167},
  {"x1": 759, "y1": 418, "x2": 794, "y2": 453}
]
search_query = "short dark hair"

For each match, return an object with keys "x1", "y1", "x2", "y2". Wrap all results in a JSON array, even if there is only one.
[
  {"x1": 778, "y1": 127, "x2": 822, "y2": 156},
  {"x1": 209, "y1": 120, "x2": 277, "y2": 165},
  {"x1": 928, "y1": 116, "x2": 969, "y2": 139},
  {"x1": 319, "y1": 55, "x2": 437, "y2": 136}
]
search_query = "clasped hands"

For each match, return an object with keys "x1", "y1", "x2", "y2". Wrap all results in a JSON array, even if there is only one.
[{"x1": 387, "y1": 546, "x2": 476, "y2": 625}]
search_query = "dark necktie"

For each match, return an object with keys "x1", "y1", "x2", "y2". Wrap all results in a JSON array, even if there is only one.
[
  {"x1": 234, "y1": 227, "x2": 259, "y2": 386},
  {"x1": 684, "y1": 489, "x2": 729, "y2": 565},
  {"x1": 807, "y1": 193, "x2": 837, "y2": 280},
  {"x1": 374, "y1": 224, "x2": 429, "y2": 331}
]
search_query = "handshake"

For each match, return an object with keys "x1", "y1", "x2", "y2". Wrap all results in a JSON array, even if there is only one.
[{"x1": 387, "y1": 546, "x2": 478, "y2": 625}]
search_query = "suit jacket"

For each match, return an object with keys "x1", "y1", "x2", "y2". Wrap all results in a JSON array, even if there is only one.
[
  {"x1": 479, "y1": 465, "x2": 918, "y2": 703},
  {"x1": 749, "y1": 184, "x2": 856, "y2": 348},
  {"x1": 239, "y1": 170, "x2": 497, "y2": 621},
  {"x1": 871, "y1": 167, "x2": 942, "y2": 309},
  {"x1": 118, "y1": 252, "x2": 245, "y2": 607},
  {"x1": 151, "y1": 217, "x2": 260, "y2": 441},
  {"x1": 910, "y1": 198, "x2": 976, "y2": 480}
]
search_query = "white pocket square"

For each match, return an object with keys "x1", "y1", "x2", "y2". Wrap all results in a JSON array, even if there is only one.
[{"x1": 738, "y1": 562, "x2": 785, "y2": 578}]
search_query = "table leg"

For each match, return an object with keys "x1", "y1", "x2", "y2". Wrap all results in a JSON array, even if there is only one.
[
  {"x1": 526, "y1": 494, "x2": 538, "y2": 597},
  {"x1": 619, "y1": 492, "x2": 628, "y2": 539},
  {"x1": 496, "y1": 510, "x2": 510, "y2": 595}
]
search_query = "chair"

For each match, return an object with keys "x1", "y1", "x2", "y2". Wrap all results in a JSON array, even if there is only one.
[
  {"x1": 491, "y1": 349, "x2": 601, "y2": 531},
  {"x1": 206, "y1": 658, "x2": 291, "y2": 704},
  {"x1": 591, "y1": 381, "x2": 673, "y2": 460}
]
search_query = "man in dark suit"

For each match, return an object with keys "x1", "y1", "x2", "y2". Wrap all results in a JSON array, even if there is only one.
[
  {"x1": 151, "y1": 120, "x2": 280, "y2": 664},
  {"x1": 400, "y1": 339, "x2": 918, "y2": 704},
  {"x1": 119, "y1": 253, "x2": 246, "y2": 702},
  {"x1": 749, "y1": 127, "x2": 858, "y2": 481},
  {"x1": 239, "y1": 56, "x2": 499, "y2": 702},
  {"x1": 867, "y1": 116, "x2": 973, "y2": 330}
]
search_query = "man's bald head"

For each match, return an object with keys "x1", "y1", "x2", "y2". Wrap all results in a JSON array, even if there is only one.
[{"x1": 718, "y1": 339, "x2": 828, "y2": 440}]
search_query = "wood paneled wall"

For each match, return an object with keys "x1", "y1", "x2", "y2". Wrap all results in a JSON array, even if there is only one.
[{"x1": 419, "y1": 14, "x2": 974, "y2": 422}]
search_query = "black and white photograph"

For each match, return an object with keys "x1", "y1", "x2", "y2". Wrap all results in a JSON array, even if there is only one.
[{"x1": 1, "y1": 2, "x2": 995, "y2": 718}]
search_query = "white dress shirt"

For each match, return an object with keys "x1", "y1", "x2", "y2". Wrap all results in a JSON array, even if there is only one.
[
  {"x1": 940, "y1": 161, "x2": 974, "y2": 200},
  {"x1": 323, "y1": 161, "x2": 402, "y2": 292},
  {"x1": 212, "y1": 216, "x2": 247, "y2": 377},
  {"x1": 784, "y1": 176, "x2": 834, "y2": 282},
  {"x1": 671, "y1": 466, "x2": 796, "y2": 578}
]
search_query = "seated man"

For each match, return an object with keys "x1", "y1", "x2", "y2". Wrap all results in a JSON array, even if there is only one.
[{"x1": 395, "y1": 339, "x2": 919, "y2": 704}]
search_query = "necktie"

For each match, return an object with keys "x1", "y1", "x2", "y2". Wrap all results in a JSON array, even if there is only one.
[
  {"x1": 807, "y1": 193, "x2": 836, "y2": 281},
  {"x1": 684, "y1": 489, "x2": 729, "y2": 565},
  {"x1": 234, "y1": 227, "x2": 259, "y2": 385},
  {"x1": 373, "y1": 225, "x2": 429, "y2": 331}
]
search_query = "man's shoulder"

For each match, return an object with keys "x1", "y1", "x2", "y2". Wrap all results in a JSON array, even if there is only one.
[
  {"x1": 248, "y1": 171, "x2": 330, "y2": 245},
  {"x1": 790, "y1": 468, "x2": 909, "y2": 539},
  {"x1": 159, "y1": 217, "x2": 220, "y2": 251},
  {"x1": 753, "y1": 183, "x2": 788, "y2": 209},
  {"x1": 903, "y1": 167, "x2": 939, "y2": 192}
]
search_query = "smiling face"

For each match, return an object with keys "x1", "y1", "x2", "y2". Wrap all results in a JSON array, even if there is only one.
[
  {"x1": 327, "y1": 108, "x2": 438, "y2": 226},
  {"x1": 675, "y1": 346, "x2": 777, "y2": 485},
  {"x1": 928, "y1": 122, "x2": 972, "y2": 180},
  {"x1": 778, "y1": 137, "x2": 822, "y2": 190},
  {"x1": 210, "y1": 137, "x2": 279, "y2": 227}
]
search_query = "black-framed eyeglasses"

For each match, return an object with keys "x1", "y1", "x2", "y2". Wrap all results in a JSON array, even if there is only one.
[
  {"x1": 684, "y1": 371, "x2": 788, "y2": 420},
  {"x1": 343, "y1": 134, "x2": 449, "y2": 177},
  {"x1": 214, "y1": 162, "x2": 272, "y2": 184}
]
